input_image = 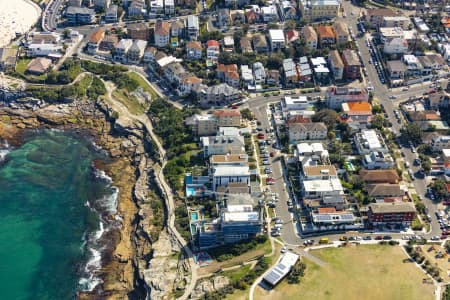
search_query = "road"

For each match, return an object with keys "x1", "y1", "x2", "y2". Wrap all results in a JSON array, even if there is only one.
[{"x1": 341, "y1": 0, "x2": 442, "y2": 238}]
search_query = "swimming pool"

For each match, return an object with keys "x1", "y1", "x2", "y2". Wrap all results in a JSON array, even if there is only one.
[{"x1": 191, "y1": 211, "x2": 198, "y2": 221}]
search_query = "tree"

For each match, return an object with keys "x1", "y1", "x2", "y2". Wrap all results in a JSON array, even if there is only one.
[
  {"x1": 430, "y1": 178, "x2": 448, "y2": 201},
  {"x1": 371, "y1": 114, "x2": 385, "y2": 130},
  {"x1": 240, "y1": 108, "x2": 254, "y2": 120},
  {"x1": 421, "y1": 159, "x2": 431, "y2": 174},
  {"x1": 371, "y1": 104, "x2": 382, "y2": 114},
  {"x1": 266, "y1": 53, "x2": 284, "y2": 70},
  {"x1": 312, "y1": 109, "x2": 338, "y2": 130},
  {"x1": 401, "y1": 123, "x2": 423, "y2": 146}
]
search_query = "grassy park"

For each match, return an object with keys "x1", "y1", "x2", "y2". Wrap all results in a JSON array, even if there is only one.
[{"x1": 256, "y1": 245, "x2": 435, "y2": 300}]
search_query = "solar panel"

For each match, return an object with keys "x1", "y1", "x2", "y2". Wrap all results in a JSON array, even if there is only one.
[
  {"x1": 316, "y1": 215, "x2": 332, "y2": 221},
  {"x1": 341, "y1": 214, "x2": 355, "y2": 220}
]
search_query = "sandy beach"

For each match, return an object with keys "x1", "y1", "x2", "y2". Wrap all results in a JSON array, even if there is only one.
[{"x1": 0, "y1": 0, "x2": 42, "y2": 47}]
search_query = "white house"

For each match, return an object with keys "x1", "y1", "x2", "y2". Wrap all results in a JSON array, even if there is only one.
[
  {"x1": 383, "y1": 37, "x2": 408, "y2": 55},
  {"x1": 268, "y1": 29, "x2": 286, "y2": 50},
  {"x1": 212, "y1": 165, "x2": 250, "y2": 191},
  {"x1": 252, "y1": 62, "x2": 266, "y2": 84}
]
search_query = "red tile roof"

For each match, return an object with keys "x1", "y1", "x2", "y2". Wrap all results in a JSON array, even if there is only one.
[{"x1": 213, "y1": 109, "x2": 241, "y2": 117}]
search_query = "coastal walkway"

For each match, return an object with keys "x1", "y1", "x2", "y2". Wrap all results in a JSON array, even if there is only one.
[{"x1": 103, "y1": 81, "x2": 198, "y2": 299}]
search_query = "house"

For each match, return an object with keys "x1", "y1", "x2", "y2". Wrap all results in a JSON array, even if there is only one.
[
  {"x1": 382, "y1": 16, "x2": 411, "y2": 29},
  {"x1": 212, "y1": 164, "x2": 250, "y2": 191},
  {"x1": 93, "y1": 0, "x2": 110, "y2": 11},
  {"x1": 418, "y1": 55, "x2": 445, "y2": 75},
  {"x1": 105, "y1": 4, "x2": 118, "y2": 23},
  {"x1": 186, "y1": 114, "x2": 217, "y2": 136},
  {"x1": 217, "y1": 64, "x2": 240, "y2": 88},
  {"x1": 164, "y1": 0, "x2": 175, "y2": 14},
  {"x1": 128, "y1": 0, "x2": 147, "y2": 17},
  {"x1": 127, "y1": 39, "x2": 147, "y2": 63},
  {"x1": 364, "y1": 8, "x2": 398, "y2": 28},
  {"x1": 154, "y1": 20, "x2": 170, "y2": 47},
  {"x1": 163, "y1": 62, "x2": 186, "y2": 85},
  {"x1": 367, "y1": 202, "x2": 416, "y2": 226},
  {"x1": 99, "y1": 34, "x2": 118, "y2": 51},
  {"x1": 143, "y1": 46, "x2": 157, "y2": 63},
  {"x1": 230, "y1": 10, "x2": 245, "y2": 25},
  {"x1": 179, "y1": 74, "x2": 202, "y2": 96},
  {"x1": 301, "y1": 26, "x2": 318, "y2": 49},
  {"x1": 186, "y1": 41, "x2": 202, "y2": 59},
  {"x1": 206, "y1": 40, "x2": 220, "y2": 60},
  {"x1": 213, "y1": 109, "x2": 241, "y2": 127},
  {"x1": 311, "y1": 57, "x2": 330, "y2": 83},
  {"x1": 268, "y1": 29, "x2": 286, "y2": 50},
  {"x1": 328, "y1": 50, "x2": 344, "y2": 81},
  {"x1": 127, "y1": 22, "x2": 150, "y2": 40},
  {"x1": 283, "y1": 58, "x2": 298, "y2": 85},
  {"x1": 114, "y1": 39, "x2": 133, "y2": 61},
  {"x1": 241, "y1": 65, "x2": 254, "y2": 86},
  {"x1": 171, "y1": 20, "x2": 185, "y2": 38},
  {"x1": 289, "y1": 122, "x2": 328, "y2": 142},
  {"x1": 341, "y1": 49, "x2": 361, "y2": 80},
  {"x1": 402, "y1": 54, "x2": 423, "y2": 77},
  {"x1": 285, "y1": 29, "x2": 300, "y2": 44},
  {"x1": 362, "y1": 151, "x2": 395, "y2": 170},
  {"x1": 298, "y1": 57, "x2": 312, "y2": 82},
  {"x1": 302, "y1": 165, "x2": 338, "y2": 180},
  {"x1": 379, "y1": 27, "x2": 404, "y2": 43},
  {"x1": 0, "y1": 48, "x2": 17, "y2": 71},
  {"x1": 223, "y1": 36, "x2": 235, "y2": 52},
  {"x1": 27, "y1": 42, "x2": 63, "y2": 57},
  {"x1": 66, "y1": 6, "x2": 96, "y2": 25},
  {"x1": 299, "y1": 0, "x2": 340, "y2": 22},
  {"x1": 383, "y1": 38, "x2": 408, "y2": 55},
  {"x1": 280, "y1": 0, "x2": 297, "y2": 20},
  {"x1": 267, "y1": 69, "x2": 279, "y2": 85},
  {"x1": 225, "y1": 0, "x2": 249, "y2": 8},
  {"x1": 252, "y1": 62, "x2": 266, "y2": 85},
  {"x1": 341, "y1": 101, "x2": 372, "y2": 124},
  {"x1": 317, "y1": 25, "x2": 336, "y2": 48},
  {"x1": 68, "y1": 0, "x2": 82, "y2": 6},
  {"x1": 252, "y1": 34, "x2": 269, "y2": 53},
  {"x1": 217, "y1": 8, "x2": 231, "y2": 28},
  {"x1": 200, "y1": 127, "x2": 245, "y2": 157},
  {"x1": 186, "y1": 15, "x2": 199, "y2": 41},
  {"x1": 87, "y1": 29, "x2": 105, "y2": 54},
  {"x1": 431, "y1": 135, "x2": 450, "y2": 151},
  {"x1": 354, "y1": 129, "x2": 389, "y2": 155},
  {"x1": 245, "y1": 9, "x2": 259, "y2": 24},
  {"x1": 261, "y1": 5, "x2": 278, "y2": 22},
  {"x1": 386, "y1": 60, "x2": 406, "y2": 86},
  {"x1": 302, "y1": 178, "x2": 345, "y2": 208},
  {"x1": 210, "y1": 153, "x2": 248, "y2": 168},
  {"x1": 326, "y1": 85, "x2": 369, "y2": 109},
  {"x1": 359, "y1": 169, "x2": 400, "y2": 184},
  {"x1": 282, "y1": 95, "x2": 312, "y2": 111},
  {"x1": 25, "y1": 57, "x2": 52, "y2": 75},
  {"x1": 199, "y1": 83, "x2": 241, "y2": 108},
  {"x1": 240, "y1": 36, "x2": 253, "y2": 53},
  {"x1": 333, "y1": 21, "x2": 349, "y2": 45}
]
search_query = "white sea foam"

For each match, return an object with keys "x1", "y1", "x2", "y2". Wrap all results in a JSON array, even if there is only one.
[
  {"x1": 0, "y1": 149, "x2": 10, "y2": 161},
  {"x1": 78, "y1": 246, "x2": 103, "y2": 291}
]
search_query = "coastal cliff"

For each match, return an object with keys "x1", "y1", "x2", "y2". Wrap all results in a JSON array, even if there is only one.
[{"x1": 0, "y1": 78, "x2": 185, "y2": 299}]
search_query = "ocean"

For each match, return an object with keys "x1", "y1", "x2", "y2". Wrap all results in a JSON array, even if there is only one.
[{"x1": 0, "y1": 129, "x2": 118, "y2": 299}]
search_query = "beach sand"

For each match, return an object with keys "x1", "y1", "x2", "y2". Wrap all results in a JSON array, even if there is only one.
[{"x1": 0, "y1": 0, "x2": 41, "y2": 47}]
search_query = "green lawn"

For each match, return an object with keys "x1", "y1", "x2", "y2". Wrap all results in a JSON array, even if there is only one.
[
  {"x1": 14, "y1": 58, "x2": 47, "y2": 82},
  {"x1": 126, "y1": 72, "x2": 159, "y2": 100},
  {"x1": 15, "y1": 58, "x2": 32, "y2": 74},
  {"x1": 256, "y1": 245, "x2": 434, "y2": 300},
  {"x1": 112, "y1": 89, "x2": 147, "y2": 115}
]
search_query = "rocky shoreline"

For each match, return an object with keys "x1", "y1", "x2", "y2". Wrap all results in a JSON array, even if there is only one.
[{"x1": 0, "y1": 83, "x2": 185, "y2": 299}]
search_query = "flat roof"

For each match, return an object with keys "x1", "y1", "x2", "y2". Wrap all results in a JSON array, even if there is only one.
[
  {"x1": 269, "y1": 29, "x2": 285, "y2": 41},
  {"x1": 303, "y1": 178, "x2": 343, "y2": 193},
  {"x1": 304, "y1": 165, "x2": 337, "y2": 177},
  {"x1": 263, "y1": 252, "x2": 299, "y2": 286},
  {"x1": 223, "y1": 211, "x2": 259, "y2": 222},
  {"x1": 361, "y1": 130, "x2": 382, "y2": 149},
  {"x1": 213, "y1": 165, "x2": 249, "y2": 176}
]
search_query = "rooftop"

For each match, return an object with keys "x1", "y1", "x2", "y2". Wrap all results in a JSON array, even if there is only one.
[
  {"x1": 304, "y1": 165, "x2": 337, "y2": 177},
  {"x1": 369, "y1": 202, "x2": 415, "y2": 214}
]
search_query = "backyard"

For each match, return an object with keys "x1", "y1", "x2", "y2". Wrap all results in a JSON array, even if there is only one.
[{"x1": 255, "y1": 244, "x2": 435, "y2": 300}]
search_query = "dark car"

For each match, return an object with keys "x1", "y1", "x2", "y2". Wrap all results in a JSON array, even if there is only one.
[
  {"x1": 383, "y1": 235, "x2": 392, "y2": 240},
  {"x1": 363, "y1": 236, "x2": 372, "y2": 240}
]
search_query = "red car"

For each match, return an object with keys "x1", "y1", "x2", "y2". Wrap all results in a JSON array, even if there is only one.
[
  {"x1": 375, "y1": 235, "x2": 383, "y2": 240},
  {"x1": 257, "y1": 134, "x2": 265, "y2": 140}
]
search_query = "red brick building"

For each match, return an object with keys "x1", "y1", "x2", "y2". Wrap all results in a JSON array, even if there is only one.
[
  {"x1": 367, "y1": 202, "x2": 416, "y2": 227},
  {"x1": 341, "y1": 49, "x2": 361, "y2": 80}
]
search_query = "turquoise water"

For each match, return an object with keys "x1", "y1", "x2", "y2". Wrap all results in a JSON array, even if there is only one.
[
  {"x1": 191, "y1": 211, "x2": 198, "y2": 221},
  {"x1": 0, "y1": 130, "x2": 116, "y2": 300}
]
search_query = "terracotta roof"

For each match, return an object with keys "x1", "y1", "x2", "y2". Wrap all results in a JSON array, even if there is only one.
[
  {"x1": 213, "y1": 109, "x2": 241, "y2": 117},
  {"x1": 217, "y1": 64, "x2": 238, "y2": 73},
  {"x1": 187, "y1": 41, "x2": 202, "y2": 50},
  {"x1": 245, "y1": 10, "x2": 257, "y2": 22},
  {"x1": 127, "y1": 22, "x2": 149, "y2": 31},
  {"x1": 359, "y1": 169, "x2": 400, "y2": 183},
  {"x1": 333, "y1": 21, "x2": 349, "y2": 36},
  {"x1": 155, "y1": 20, "x2": 170, "y2": 36},
  {"x1": 447, "y1": 183, "x2": 450, "y2": 193},
  {"x1": 89, "y1": 29, "x2": 104, "y2": 43},
  {"x1": 317, "y1": 207, "x2": 337, "y2": 214},
  {"x1": 317, "y1": 25, "x2": 335, "y2": 38},
  {"x1": 182, "y1": 75, "x2": 202, "y2": 84},
  {"x1": 346, "y1": 101, "x2": 371, "y2": 112},
  {"x1": 287, "y1": 115, "x2": 312, "y2": 124},
  {"x1": 207, "y1": 40, "x2": 219, "y2": 47},
  {"x1": 285, "y1": 29, "x2": 299, "y2": 43}
]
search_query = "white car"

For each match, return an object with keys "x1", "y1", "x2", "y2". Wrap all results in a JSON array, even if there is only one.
[{"x1": 281, "y1": 246, "x2": 287, "y2": 253}]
